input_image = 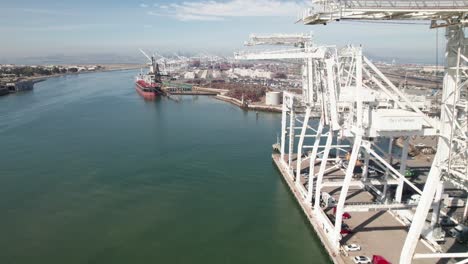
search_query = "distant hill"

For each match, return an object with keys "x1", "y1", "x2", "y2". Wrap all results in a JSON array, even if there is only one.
[{"x1": 0, "y1": 53, "x2": 143, "y2": 65}]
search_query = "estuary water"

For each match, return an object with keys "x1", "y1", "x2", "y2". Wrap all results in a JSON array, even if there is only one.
[{"x1": 0, "y1": 70, "x2": 331, "y2": 264}]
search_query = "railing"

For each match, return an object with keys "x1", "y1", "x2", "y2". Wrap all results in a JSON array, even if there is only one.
[
  {"x1": 312, "y1": 0, "x2": 468, "y2": 9},
  {"x1": 344, "y1": 201, "x2": 418, "y2": 210},
  {"x1": 301, "y1": 0, "x2": 468, "y2": 22},
  {"x1": 344, "y1": 0, "x2": 468, "y2": 8}
]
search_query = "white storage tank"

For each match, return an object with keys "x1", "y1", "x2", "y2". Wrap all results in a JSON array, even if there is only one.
[
  {"x1": 183, "y1": 72, "x2": 196, "y2": 79},
  {"x1": 266, "y1": 91, "x2": 282, "y2": 106}
]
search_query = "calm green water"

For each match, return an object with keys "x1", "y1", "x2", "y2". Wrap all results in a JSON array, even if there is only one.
[{"x1": 0, "y1": 70, "x2": 331, "y2": 264}]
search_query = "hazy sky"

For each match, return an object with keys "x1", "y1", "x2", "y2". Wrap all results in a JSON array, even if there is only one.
[{"x1": 0, "y1": 0, "x2": 445, "y2": 64}]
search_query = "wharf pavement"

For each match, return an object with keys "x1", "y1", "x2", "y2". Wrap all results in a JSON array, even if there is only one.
[{"x1": 272, "y1": 153, "x2": 435, "y2": 264}]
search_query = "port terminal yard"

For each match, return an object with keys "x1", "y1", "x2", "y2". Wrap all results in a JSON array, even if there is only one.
[{"x1": 273, "y1": 153, "x2": 436, "y2": 264}]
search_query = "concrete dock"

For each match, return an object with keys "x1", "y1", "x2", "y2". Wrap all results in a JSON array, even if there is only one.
[{"x1": 272, "y1": 153, "x2": 436, "y2": 264}]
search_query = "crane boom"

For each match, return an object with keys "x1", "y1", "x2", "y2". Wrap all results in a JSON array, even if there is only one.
[{"x1": 139, "y1": 48, "x2": 152, "y2": 63}]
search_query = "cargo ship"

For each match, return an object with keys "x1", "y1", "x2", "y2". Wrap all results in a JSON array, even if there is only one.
[{"x1": 135, "y1": 49, "x2": 163, "y2": 100}]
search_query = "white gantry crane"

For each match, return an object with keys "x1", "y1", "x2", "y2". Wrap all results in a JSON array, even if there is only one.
[
  {"x1": 236, "y1": 1, "x2": 468, "y2": 262},
  {"x1": 296, "y1": 1, "x2": 467, "y2": 263},
  {"x1": 236, "y1": 32, "x2": 448, "y2": 263}
]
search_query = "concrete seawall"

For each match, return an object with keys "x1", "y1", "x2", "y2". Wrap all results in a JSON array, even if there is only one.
[
  {"x1": 272, "y1": 154, "x2": 346, "y2": 264},
  {"x1": 214, "y1": 94, "x2": 282, "y2": 113}
]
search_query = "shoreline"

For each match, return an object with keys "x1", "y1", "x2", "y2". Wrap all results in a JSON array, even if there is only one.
[
  {"x1": 0, "y1": 65, "x2": 142, "y2": 96},
  {"x1": 272, "y1": 154, "x2": 344, "y2": 264},
  {"x1": 27, "y1": 64, "x2": 142, "y2": 83},
  {"x1": 18, "y1": 74, "x2": 283, "y2": 114}
]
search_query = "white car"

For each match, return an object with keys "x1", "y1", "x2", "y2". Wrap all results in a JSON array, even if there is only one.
[
  {"x1": 344, "y1": 244, "x2": 361, "y2": 252},
  {"x1": 353, "y1": 256, "x2": 371, "y2": 264}
]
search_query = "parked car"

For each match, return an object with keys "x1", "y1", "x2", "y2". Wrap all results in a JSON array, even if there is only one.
[
  {"x1": 440, "y1": 216, "x2": 456, "y2": 226},
  {"x1": 343, "y1": 212, "x2": 351, "y2": 219},
  {"x1": 341, "y1": 227, "x2": 352, "y2": 235},
  {"x1": 449, "y1": 224, "x2": 467, "y2": 238},
  {"x1": 405, "y1": 169, "x2": 415, "y2": 178},
  {"x1": 339, "y1": 222, "x2": 352, "y2": 235},
  {"x1": 332, "y1": 207, "x2": 351, "y2": 219},
  {"x1": 408, "y1": 194, "x2": 421, "y2": 205},
  {"x1": 353, "y1": 256, "x2": 371, "y2": 264},
  {"x1": 372, "y1": 255, "x2": 391, "y2": 264},
  {"x1": 368, "y1": 168, "x2": 377, "y2": 176},
  {"x1": 320, "y1": 192, "x2": 336, "y2": 208},
  {"x1": 344, "y1": 244, "x2": 361, "y2": 252}
]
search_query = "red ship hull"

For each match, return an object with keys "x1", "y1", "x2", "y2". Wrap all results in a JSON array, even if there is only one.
[{"x1": 135, "y1": 81, "x2": 159, "y2": 100}]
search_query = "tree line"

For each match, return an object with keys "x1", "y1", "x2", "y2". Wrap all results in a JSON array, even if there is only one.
[{"x1": 0, "y1": 66, "x2": 79, "y2": 77}]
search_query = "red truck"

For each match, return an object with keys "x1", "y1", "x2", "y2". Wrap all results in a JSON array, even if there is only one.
[
  {"x1": 332, "y1": 206, "x2": 351, "y2": 219},
  {"x1": 372, "y1": 255, "x2": 391, "y2": 264}
]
